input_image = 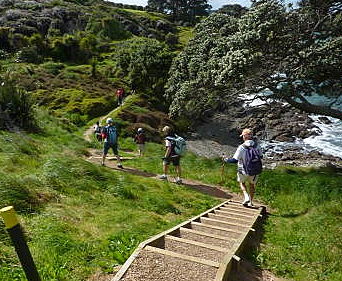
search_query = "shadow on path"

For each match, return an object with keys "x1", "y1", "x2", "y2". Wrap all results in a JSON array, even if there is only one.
[{"x1": 86, "y1": 156, "x2": 232, "y2": 199}]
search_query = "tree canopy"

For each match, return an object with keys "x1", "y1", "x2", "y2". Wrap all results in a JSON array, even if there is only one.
[
  {"x1": 147, "y1": 0, "x2": 211, "y2": 23},
  {"x1": 166, "y1": 0, "x2": 342, "y2": 120}
]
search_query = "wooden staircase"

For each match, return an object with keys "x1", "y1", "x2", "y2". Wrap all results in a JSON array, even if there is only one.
[{"x1": 112, "y1": 200, "x2": 266, "y2": 281}]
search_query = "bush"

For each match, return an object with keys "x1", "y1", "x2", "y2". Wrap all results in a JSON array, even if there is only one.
[
  {"x1": 0, "y1": 75, "x2": 37, "y2": 130},
  {"x1": 41, "y1": 61, "x2": 65, "y2": 75},
  {"x1": 86, "y1": 17, "x2": 131, "y2": 41},
  {"x1": 165, "y1": 32, "x2": 178, "y2": 46},
  {"x1": 16, "y1": 47, "x2": 43, "y2": 63}
]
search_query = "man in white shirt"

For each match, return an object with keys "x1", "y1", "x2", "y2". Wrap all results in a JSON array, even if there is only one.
[{"x1": 223, "y1": 128, "x2": 263, "y2": 207}]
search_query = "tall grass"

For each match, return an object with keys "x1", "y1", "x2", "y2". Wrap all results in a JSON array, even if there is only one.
[{"x1": 0, "y1": 109, "x2": 218, "y2": 280}]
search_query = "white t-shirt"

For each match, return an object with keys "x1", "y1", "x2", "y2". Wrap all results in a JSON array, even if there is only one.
[
  {"x1": 233, "y1": 140, "x2": 262, "y2": 175},
  {"x1": 165, "y1": 139, "x2": 172, "y2": 147}
]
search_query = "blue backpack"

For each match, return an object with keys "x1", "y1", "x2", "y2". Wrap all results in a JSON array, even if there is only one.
[
  {"x1": 166, "y1": 134, "x2": 187, "y2": 156},
  {"x1": 243, "y1": 145, "x2": 262, "y2": 176},
  {"x1": 103, "y1": 125, "x2": 117, "y2": 144}
]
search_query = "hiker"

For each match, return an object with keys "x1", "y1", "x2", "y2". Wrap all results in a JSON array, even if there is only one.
[
  {"x1": 159, "y1": 126, "x2": 183, "y2": 184},
  {"x1": 223, "y1": 128, "x2": 263, "y2": 207},
  {"x1": 134, "y1": 127, "x2": 146, "y2": 157},
  {"x1": 116, "y1": 87, "x2": 124, "y2": 106},
  {"x1": 94, "y1": 121, "x2": 102, "y2": 142},
  {"x1": 101, "y1": 118, "x2": 123, "y2": 168}
]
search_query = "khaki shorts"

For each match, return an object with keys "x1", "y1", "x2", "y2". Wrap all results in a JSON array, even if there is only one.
[
  {"x1": 237, "y1": 173, "x2": 259, "y2": 184},
  {"x1": 138, "y1": 144, "x2": 145, "y2": 152}
]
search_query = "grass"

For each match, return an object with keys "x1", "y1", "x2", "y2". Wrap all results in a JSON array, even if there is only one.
[
  {"x1": 176, "y1": 26, "x2": 194, "y2": 49},
  {"x1": 0, "y1": 110, "x2": 218, "y2": 281},
  {"x1": 1, "y1": 108, "x2": 341, "y2": 281},
  {"x1": 117, "y1": 143, "x2": 342, "y2": 281}
]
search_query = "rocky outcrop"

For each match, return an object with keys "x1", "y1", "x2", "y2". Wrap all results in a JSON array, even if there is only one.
[
  {"x1": 0, "y1": 0, "x2": 175, "y2": 40},
  {"x1": 228, "y1": 101, "x2": 319, "y2": 142},
  {"x1": 188, "y1": 100, "x2": 341, "y2": 166},
  {"x1": 0, "y1": 2, "x2": 87, "y2": 36}
]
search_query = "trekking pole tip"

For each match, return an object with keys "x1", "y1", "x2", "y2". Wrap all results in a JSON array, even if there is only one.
[{"x1": 0, "y1": 206, "x2": 19, "y2": 229}]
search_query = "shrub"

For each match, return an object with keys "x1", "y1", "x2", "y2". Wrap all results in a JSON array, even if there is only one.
[
  {"x1": 41, "y1": 61, "x2": 65, "y2": 75},
  {"x1": 0, "y1": 75, "x2": 37, "y2": 130},
  {"x1": 165, "y1": 32, "x2": 178, "y2": 46},
  {"x1": 86, "y1": 17, "x2": 131, "y2": 41},
  {"x1": 16, "y1": 47, "x2": 43, "y2": 63}
]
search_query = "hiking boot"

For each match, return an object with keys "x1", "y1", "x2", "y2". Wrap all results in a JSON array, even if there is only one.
[
  {"x1": 159, "y1": 175, "x2": 167, "y2": 180},
  {"x1": 247, "y1": 202, "x2": 254, "y2": 207},
  {"x1": 175, "y1": 178, "x2": 182, "y2": 184},
  {"x1": 117, "y1": 164, "x2": 123, "y2": 169},
  {"x1": 242, "y1": 199, "x2": 250, "y2": 207},
  {"x1": 101, "y1": 162, "x2": 105, "y2": 166}
]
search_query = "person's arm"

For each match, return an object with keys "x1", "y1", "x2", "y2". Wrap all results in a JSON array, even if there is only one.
[
  {"x1": 165, "y1": 146, "x2": 172, "y2": 158},
  {"x1": 222, "y1": 146, "x2": 242, "y2": 164},
  {"x1": 164, "y1": 139, "x2": 172, "y2": 158},
  {"x1": 223, "y1": 158, "x2": 238, "y2": 163}
]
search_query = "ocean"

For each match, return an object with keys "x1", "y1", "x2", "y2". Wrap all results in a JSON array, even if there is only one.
[{"x1": 240, "y1": 93, "x2": 342, "y2": 160}]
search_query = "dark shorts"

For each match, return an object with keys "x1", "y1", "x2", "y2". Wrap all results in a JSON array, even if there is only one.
[
  {"x1": 103, "y1": 142, "x2": 118, "y2": 156},
  {"x1": 163, "y1": 155, "x2": 180, "y2": 166}
]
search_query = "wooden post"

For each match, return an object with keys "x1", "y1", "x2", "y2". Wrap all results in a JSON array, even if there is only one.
[{"x1": 0, "y1": 206, "x2": 41, "y2": 281}]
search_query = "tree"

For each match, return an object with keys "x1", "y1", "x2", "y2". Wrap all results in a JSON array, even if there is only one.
[
  {"x1": 166, "y1": 0, "x2": 342, "y2": 120},
  {"x1": 116, "y1": 38, "x2": 174, "y2": 107},
  {"x1": 216, "y1": 4, "x2": 248, "y2": 17},
  {"x1": 147, "y1": 0, "x2": 211, "y2": 22}
]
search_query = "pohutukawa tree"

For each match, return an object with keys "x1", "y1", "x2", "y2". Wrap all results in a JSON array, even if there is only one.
[{"x1": 166, "y1": 0, "x2": 342, "y2": 120}]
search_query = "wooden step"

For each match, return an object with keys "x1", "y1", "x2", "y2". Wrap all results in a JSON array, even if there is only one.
[
  {"x1": 114, "y1": 199, "x2": 266, "y2": 281},
  {"x1": 177, "y1": 227, "x2": 236, "y2": 249},
  {"x1": 214, "y1": 209, "x2": 256, "y2": 219},
  {"x1": 120, "y1": 247, "x2": 217, "y2": 281},
  {"x1": 200, "y1": 217, "x2": 251, "y2": 232},
  {"x1": 224, "y1": 201, "x2": 261, "y2": 210},
  {"x1": 164, "y1": 235, "x2": 226, "y2": 263},
  {"x1": 190, "y1": 222, "x2": 243, "y2": 239},
  {"x1": 207, "y1": 213, "x2": 253, "y2": 225},
  {"x1": 219, "y1": 206, "x2": 258, "y2": 216}
]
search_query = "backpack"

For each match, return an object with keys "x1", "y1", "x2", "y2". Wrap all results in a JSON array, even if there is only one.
[
  {"x1": 166, "y1": 134, "x2": 187, "y2": 156},
  {"x1": 102, "y1": 125, "x2": 117, "y2": 144},
  {"x1": 95, "y1": 125, "x2": 102, "y2": 134},
  {"x1": 243, "y1": 145, "x2": 262, "y2": 176},
  {"x1": 135, "y1": 133, "x2": 145, "y2": 144}
]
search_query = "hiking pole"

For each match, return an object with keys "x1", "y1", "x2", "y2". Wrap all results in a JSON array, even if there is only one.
[
  {"x1": 220, "y1": 154, "x2": 226, "y2": 185},
  {"x1": 0, "y1": 206, "x2": 41, "y2": 281}
]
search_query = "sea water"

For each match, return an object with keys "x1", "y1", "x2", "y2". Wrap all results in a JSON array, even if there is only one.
[
  {"x1": 240, "y1": 93, "x2": 342, "y2": 160},
  {"x1": 303, "y1": 115, "x2": 342, "y2": 159}
]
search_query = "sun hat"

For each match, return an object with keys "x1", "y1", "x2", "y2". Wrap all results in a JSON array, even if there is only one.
[
  {"x1": 240, "y1": 128, "x2": 253, "y2": 137},
  {"x1": 106, "y1": 118, "x2": 113, "y2": 124}
]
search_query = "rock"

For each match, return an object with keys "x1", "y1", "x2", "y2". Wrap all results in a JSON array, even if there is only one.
[
  {"x1": 275, "y1": 134, "x2": 294, "y2": 142},
  {"x1": 318, "y1": 116, "x2": 332, "y2": 124}
]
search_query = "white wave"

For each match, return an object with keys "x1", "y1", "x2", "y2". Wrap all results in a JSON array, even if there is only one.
[{"x1": 303, "y1": 115, "x2": 342, "y2": 159}]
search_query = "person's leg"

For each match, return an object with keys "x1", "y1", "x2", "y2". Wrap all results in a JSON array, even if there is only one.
[
  {"x1": 175, "y1": 165, "x2": 182, "y2": 183},
  {"x1": 102, "y1": 143, "x2": 109, "y2": 165},
  {"x1": 163, "y1": 163, "x2": 169, "y2": 175},
  {"x1": 175, "y1": 165, "x2": 181, "y2": 178},
  {"x1": 113, "y1": 144, "x2": 123, "y2": 168},
  {"x1": 159, "y1": 158, "x2": 169, "y2": 180},
  {"x1": 249, "y1": 183, "x2": 255, "y2": 202},
  {"x1": 140, "y1": 144, "x2": 145, "y2": 157},
  {"x1": 237, "y1": 173, "x2": 250, "y2": 205},
  {"x1": 174, "y1": 157, "x2": 182, "y2": 183}
]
